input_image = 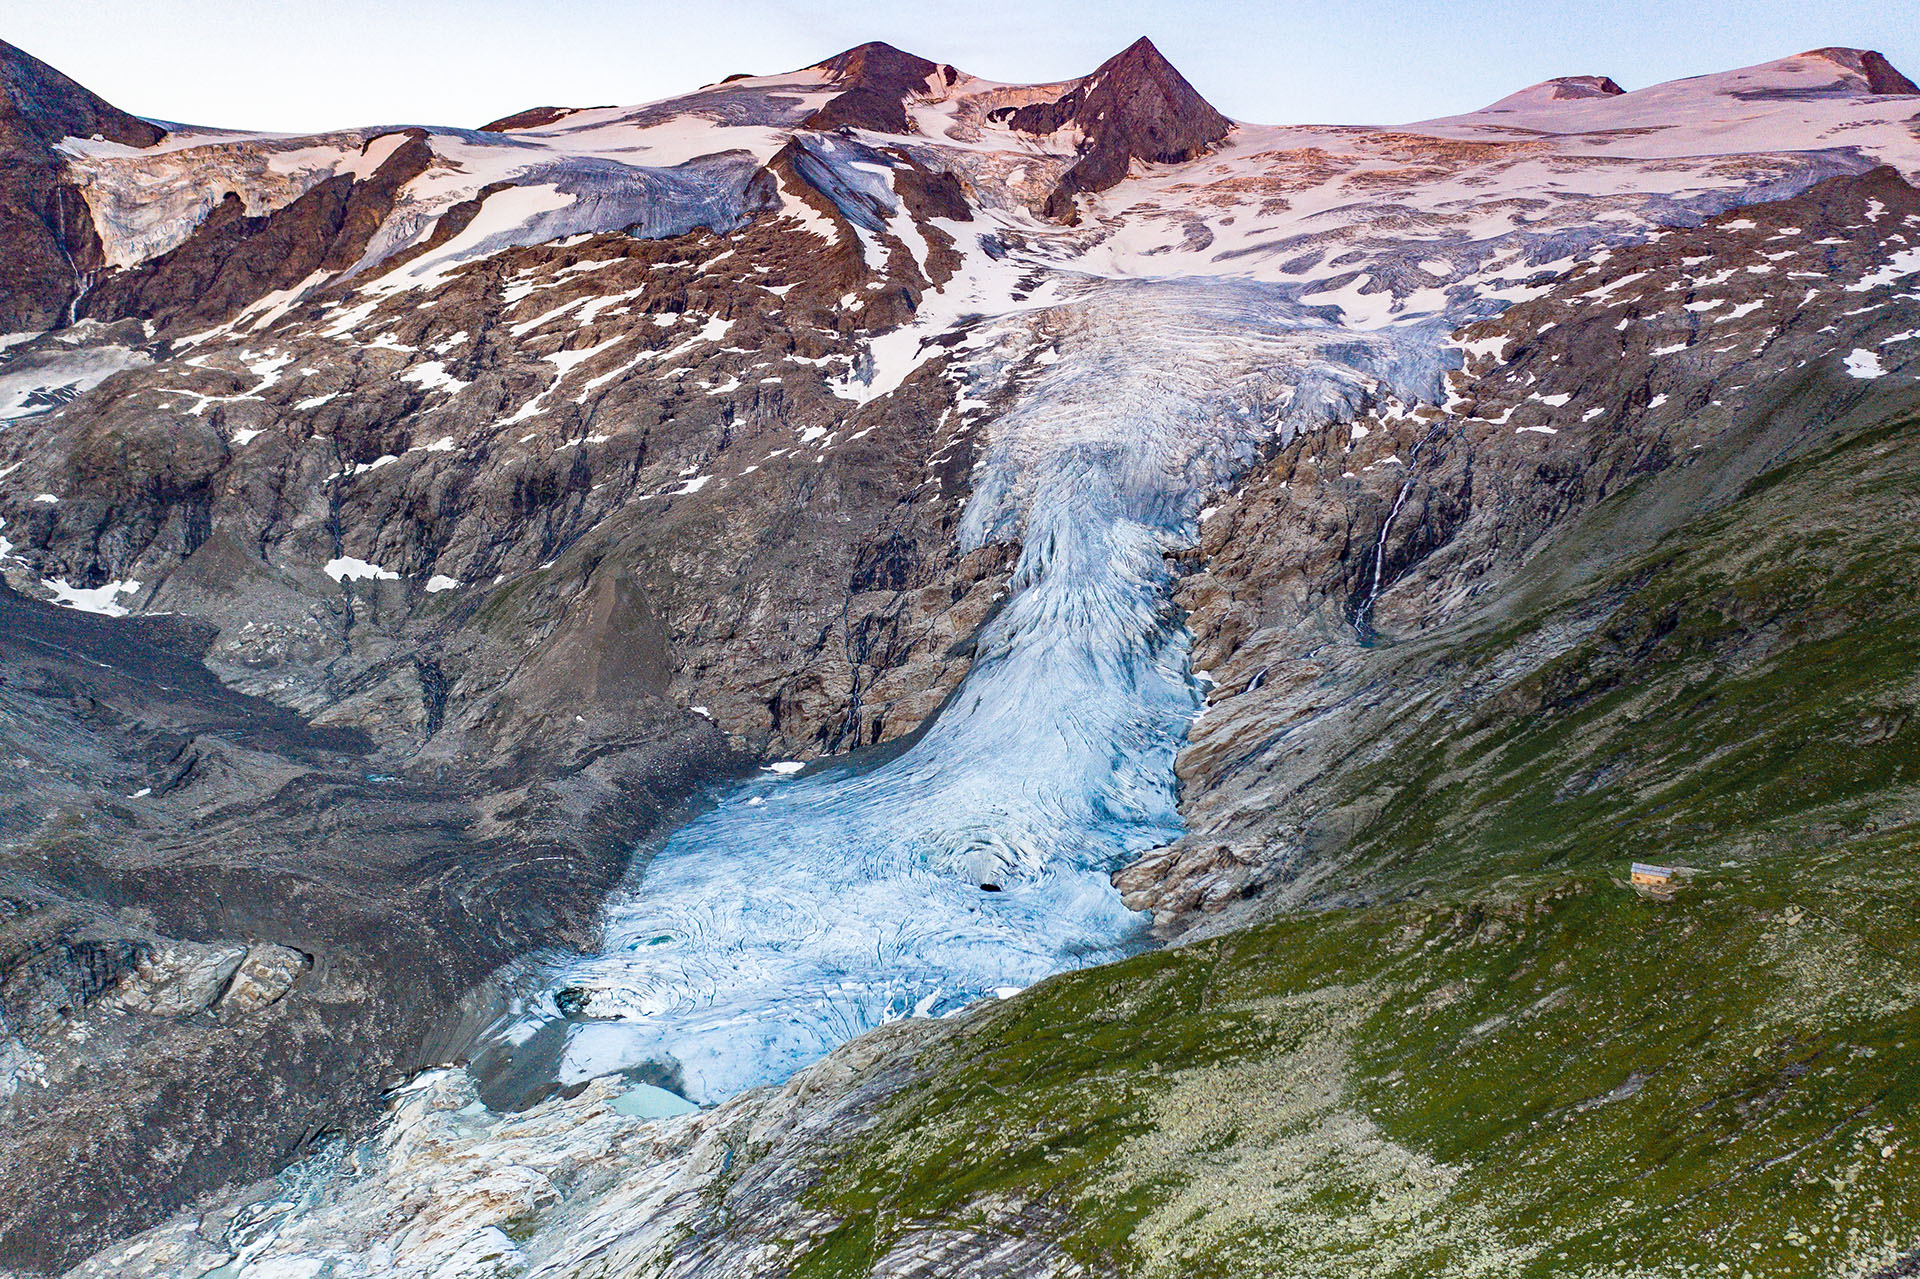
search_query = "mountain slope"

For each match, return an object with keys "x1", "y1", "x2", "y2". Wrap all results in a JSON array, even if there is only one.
[
  {"x1": 69, "y1": 382, "x2": 1920, "y2": 1270},
  {"x1": 0, "y1": 33, "x2": 1917, "y2": 1279},
  {"x1": 77, "y1": 168, "x2": 1920, "y2": 1279},
  {"x1": 781, "y1": 285, "x2": 1920, "y2": 1275},
  {"x1": 0, "y1": 38, "x2": 163, "y2": 331}
]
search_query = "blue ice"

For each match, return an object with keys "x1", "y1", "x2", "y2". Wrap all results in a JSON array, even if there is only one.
[{"x1": 487, "y1": 279, "x2": 1449, "y2": 1105}]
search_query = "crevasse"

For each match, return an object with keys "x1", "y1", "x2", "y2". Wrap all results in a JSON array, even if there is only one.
[{"x1": 481, "y1": 278, "x2": 1443, "y2": 1105}]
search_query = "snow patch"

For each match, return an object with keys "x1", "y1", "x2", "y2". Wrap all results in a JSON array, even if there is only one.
[
  {"x1": 1843, "y1": 348, "x2": 1886, "y2": 379},
  {"x1": 1846, "y1": 249, "x2": 1920, "y2": 293},
  {"x1": 43, "y1": 577, "x2": 141, "y2": 616},
  {"x1": 400, "y1": 361, "x2": 471, "y2": 394},
  {"x1": 325, "y1": 557, "x2": 400, "y2": 582}
]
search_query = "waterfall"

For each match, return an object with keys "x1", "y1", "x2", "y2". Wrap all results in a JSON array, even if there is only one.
[
  {"x1": 51, "y1": 189, "x2": 95, "y2": 330},
  {"x1": 1350, "y1": 418, "x2": 1453, "y2": 643}
]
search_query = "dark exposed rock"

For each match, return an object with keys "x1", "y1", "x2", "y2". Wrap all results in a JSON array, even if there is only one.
[
  {"x1": 892, "y1": 154, "x2": 970, "y2": 222},
  {"x1": 0, "y1": 39, "x2": 163, "y2": 150},
  {"x1": 994, "y1": 37, "x2": 1231, "y2": 220},
  {"x1": 1537, "y1": 74, "x2": 1625, "y2": 99},
  {"x1": 0, "y1": 39, "x2": 163, "y2": 332},
  {"x1": 1803, "y1": 46, "x2": 1920, "y2": 95},
  {"x1": 478, "y1": 104, "x2": 585, "y2": 131},
  {"x1": 803, "y1": 40, "x2": 943, "y2": 134}
]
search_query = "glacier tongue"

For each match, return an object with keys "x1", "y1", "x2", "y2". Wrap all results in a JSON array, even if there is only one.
[{"x1": 481, "y1": 277, "x2": 1448, "y2": 1105}]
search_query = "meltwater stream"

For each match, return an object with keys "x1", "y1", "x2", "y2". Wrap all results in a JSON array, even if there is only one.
[{"x1": 478, "y1": 281, "x2": 1447, "y2": 1105}]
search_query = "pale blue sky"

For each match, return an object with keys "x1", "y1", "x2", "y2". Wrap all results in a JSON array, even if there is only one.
[{"x1": 4, "y1": 0, "x2": 1916, "y2": 133}]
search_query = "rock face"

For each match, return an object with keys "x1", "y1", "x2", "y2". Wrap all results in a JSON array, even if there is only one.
[
  {"x1": 0, "y1": 39, "x2": 160, "y2": 147},
  {"x1": 1127, "y1": 165, "x2": 1920, "y2": 931},
  {"x1": 77, "y1": 129, "x2": 433, "y2": 333},
  {"x1": 3, "y1": 31, "x2": 1920, "y2": 1279},
  {"x1": 0, "y1": 186, "x2": 1004, "y2": 1265},
  {"x1": 996, "y1": 36, "x2": 1232, "y2": 219},
  {"x1": 2, "y1": 145, "x2": 995, "y2": 762},
  {"x1": 1803, "y1": 46, "x2": 1920, "y2": 95},
  {"x1": 804, "y1": 41, "x2": 950, "y2": 133},
  {"x1": 0, "y1": 39, "x2": 163, "y2": 332}
]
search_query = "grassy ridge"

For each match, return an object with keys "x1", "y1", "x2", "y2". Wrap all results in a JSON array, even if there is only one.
[{"x1": 785, "y1": 413, "x2": 1920, "y2": 1276}]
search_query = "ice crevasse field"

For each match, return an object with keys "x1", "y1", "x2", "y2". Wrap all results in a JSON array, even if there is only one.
[{"x1": 472, "y1": 273, "x2": 1451, "y2": 1106}]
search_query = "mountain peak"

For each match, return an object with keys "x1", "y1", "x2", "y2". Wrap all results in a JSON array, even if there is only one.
[
  {"x1": 479, "y1": 105, "x2": 583, "y2": 133},
  {"x1": 803, "y1": 40, "x2": 950, "y2": 133},
  {"x1": 1097, "y1": 36, "x2": 1181, "y2": 82},
  {"x1": 1543, "y1": 74, "x2": 1625, "y2": 99},
  {"x1": 0, "y1": 39, "x2": 164, "y2": 331},
  {"x1": 1798, "y1": 47, "x2": 1920, "y2": 95},
  {"x1": 810, "y1": 41, "x2": 935, "y2": 84},
  {"x1": 1480, "y1": 74, "x2": 1625, "y2": 112},
  {"x1": 996, "y1": 36, "x2": 1230, "y2": 220},
  {"x1": 1076, "y1": 36, "x2": 1229, "y2": 158},
  {"x1": 0, "y1": 38, "x2": 163, "y2": 149}
]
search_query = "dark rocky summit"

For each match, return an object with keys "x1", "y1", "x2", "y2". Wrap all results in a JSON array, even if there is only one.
[
  {"x1": 479, "y1": 105, "x2": 583, "y2": 132},
  {"x1": 994, "y1": 36, "x2": 1232, "y2": 219},
  {"x1": 0, "y1": 38, "x2": 161, "y2": 148},
  {"x1": 803, "y1": 40, "x2": 951, "y2": 134},
  {"x1": 1805, "y1": 46, "x2": 1920, "y2": 95},
  {"x1": 1539, "y1": 74, "x2": 1625, "y2": 99}
]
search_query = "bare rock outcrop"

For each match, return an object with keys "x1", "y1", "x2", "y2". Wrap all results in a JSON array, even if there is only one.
[
  {"x1": 1802, "y1": 46, "x2": 1920, "y2": 95},
  {"x1": 995, "y1": 37, "x2": 1231, "y2": 219},
  {"x1": 804, "y1": 41, "x2": 951, "y2": 134},
  {"x1": 0, "y1": 38, "x2": 164, "y2": 331}
]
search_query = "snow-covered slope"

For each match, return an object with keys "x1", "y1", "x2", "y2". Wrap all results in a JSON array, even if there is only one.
[{"x1": 35, "y1": 43, "x2": 1920, "y2": 340}]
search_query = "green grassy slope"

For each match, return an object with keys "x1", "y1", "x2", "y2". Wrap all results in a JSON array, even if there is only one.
[
  {"x1": 1338, "y1": 410, "x2": 1920, "y2": 899},
  {"x1": 782, "y1": 409, "x2": 1920, "y2": 1277}
]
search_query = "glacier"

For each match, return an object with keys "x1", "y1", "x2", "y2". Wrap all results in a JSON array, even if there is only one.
[{"x1": 472, "y1": 274, "x2": 1452, "y2": 1106}]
